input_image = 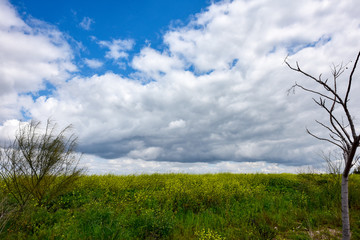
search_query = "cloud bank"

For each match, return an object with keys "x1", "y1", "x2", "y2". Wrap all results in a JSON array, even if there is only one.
[
  {"x1": 0, "y1": 0, "x2": 76, "y2": 122},
  {"x1": 1, "y1": 0, "x2": 360, "y2": 174}
]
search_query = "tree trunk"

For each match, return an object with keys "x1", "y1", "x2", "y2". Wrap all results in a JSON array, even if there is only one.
[{"x1": 341, "y1": 174, "x2": 351, "y2": 240}]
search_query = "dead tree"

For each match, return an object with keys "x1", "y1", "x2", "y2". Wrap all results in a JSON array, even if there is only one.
[{"x1": 285, "y1": 51, "x2": 360, "y2": 240}]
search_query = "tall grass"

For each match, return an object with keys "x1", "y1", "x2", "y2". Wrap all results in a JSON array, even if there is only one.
[{"x1": 1, "y1": 173, "x2": 360, "y2": 239}]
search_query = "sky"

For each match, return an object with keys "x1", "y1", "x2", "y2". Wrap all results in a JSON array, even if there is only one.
[{"x1": 0, "y1": 0, "x2": 360, "y2": 174}]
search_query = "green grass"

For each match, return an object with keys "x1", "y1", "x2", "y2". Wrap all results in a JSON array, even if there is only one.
[{"x1": 1, "y1": 173, "x2": 360, "y2": 239}]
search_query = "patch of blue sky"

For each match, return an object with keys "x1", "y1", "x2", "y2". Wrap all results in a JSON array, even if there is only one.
[
  {"x1": 10, "y1": 0, "x2": 213, "y2": 78},
  {"x1": 185, "y1": 64, "x2": 215, "y2": 77},
  {"x1": 286, "y1": 35, "x2": 332, "y2": 56},
  {"x1": 18, "y1": 83, "x2": 56, "y2": 120},
  {"x1": 229, "y1": 58, "x2": 239, "y2": 69},
  {"x1": 8, "y1": 0, "x2": 216, "y2": 121},
  {"x1": 267, "y1": 46, "x2": 277, "y2": 55},
  {"x1": 21, "y1": 81, "x2": 57, "y2": 102},
  {"x1": 20, "y1": 108, "x2": 31, "y2": 121}
]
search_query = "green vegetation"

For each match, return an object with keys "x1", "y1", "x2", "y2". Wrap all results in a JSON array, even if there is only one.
[
  {"x1": 0, "y1": 120, "x2": 84, "y2": 210},
  {"x1": 1, "y1": 173, "x2": 360, "y2": 239}
]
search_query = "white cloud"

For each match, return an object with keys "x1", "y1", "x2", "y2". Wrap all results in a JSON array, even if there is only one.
[
  {"x1": 99, "y1": 38, "x2": 135, "y2": 61},
  {"x1": 1, "y1": 0, "x2": 360, "y2": 173},
  {"x1": 84, "y1": 58, "x2": 103, "y2": 68},
  {"x1": 132, "y1": 47, "x2": 185, "y2": 80},
  {"x1": 168, "y1": 119, "x2": 186, "y2": 129},
  {"x1": 31, "y1": 0, "x2": 360, "y2": 168},
  {"x1": 128, "y1": 147, "x2": 163, "y2": 160},
  {"x1": 82, "y1": 154, "x2": 308, "y2": 175},
  {"x1": 79, "y1": 17, "x2": 94, "y2": 30},
  {"x1": 0, "y1": 0, "x2": 76, "y2": 122},
  {"x1": 0, "y1": 0, "x2": 25, "y2": 29},
  {"x1": 0, "y1": 119, "x2": 28, "y2": 142}
]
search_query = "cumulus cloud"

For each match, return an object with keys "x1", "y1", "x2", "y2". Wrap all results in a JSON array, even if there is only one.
[
  {"x1": 99, "y1": 38, "x2": 135, "y2": 61},
  {"x1": 79, "y1": 16, "x2": 94, "y2": 30},
  {"x1": 0, "y1": 0, "x2": 76, "y2": 122},
  {"x1": 82, "y1": 154, "x2": 311, "y2": 175},
  {"x1": 168, "y1": 119, "x2": 186, "y2": 129},
  {"x1": 1, "y1": 0, "x2": 360, "y2": 174},
  {"x1": 84, "y1": 58, "x2": 103, "y2": 68},
  {"x1": 0, "y1": 119, "x2": 27, "y2": 142},
  {"x1": 31, "y1": 0, "x2": 360, "y2": 168},
  {"x1": 132, "y1": 47, "x2": 185, "y2": 80}
]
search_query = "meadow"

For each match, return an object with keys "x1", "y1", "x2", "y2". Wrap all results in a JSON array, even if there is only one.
[{"x1": 1, "y1": 173, "x2": 360, "y2": 239}]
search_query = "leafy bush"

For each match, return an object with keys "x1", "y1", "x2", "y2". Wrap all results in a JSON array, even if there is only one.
[
  {"x1": 0, "y1": 191, "x2": 15, "y2": 234},
  {"x1": 0, "y1": 120, "x2": 85, "y2": 209}
]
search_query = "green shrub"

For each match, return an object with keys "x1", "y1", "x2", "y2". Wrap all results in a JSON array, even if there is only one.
[{"x1": 0, "y1": 120, "x2": 85, "y2": 209}]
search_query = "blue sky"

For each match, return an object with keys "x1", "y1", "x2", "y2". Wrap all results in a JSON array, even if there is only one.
[
  {"x1": 1, "y1": 0, "x2": 360, "y2": 174},
  {"x1": 11, "y1": 0, "x2": 213, "y2": 77}
]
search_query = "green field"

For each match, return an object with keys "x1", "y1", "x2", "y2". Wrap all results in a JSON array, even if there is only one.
[{"x1": 1, "y1": 173, "x2": 360, "y2": 239}]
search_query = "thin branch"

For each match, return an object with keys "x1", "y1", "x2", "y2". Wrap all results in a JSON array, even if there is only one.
[
  {"x1": 328, "y1": 134, "x2": 346, "y2": 148},
  {"x1": 306, "y1": 128, "x2": 345, "y2": 151},
  {"x1": 289, "y1": 83, "x2": 342, "y2": 103},
  {"x1": 312, "y1": 98, "x2": 352, "y2": 144},
  {"x1": 285, "y1": 59, "x2": 345, "y2": 105},
  {"x1": 315, "y1": 120, "x2": 343, "y2": 141},
  {"x1": 345, "y1": 51, "x2": 360, "y2": 104}
]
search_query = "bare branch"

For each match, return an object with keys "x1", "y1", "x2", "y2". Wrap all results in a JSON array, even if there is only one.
[
  {"x1": 285, "y1": 58, "x2": 345, "y2": 105},
  {"x1": 312, "y1": 98, "x2": 352, "y2": 145},
  {"x1": 315, "y1": 120, "x2": 343, "y2": 141},
  {"x1": 289, "y1": 83, "x2": 341, "y2": 103},
  {"x1": 306, "y1": 128, "x2": 345, "y2": 151},
  {"x1": 345, "y1": 51, "x2": 360, "y2": 104}
]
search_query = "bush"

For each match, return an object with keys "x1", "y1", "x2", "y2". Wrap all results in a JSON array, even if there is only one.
[
  {"x1": 0, "y1": 120, "x2": 85, "y2": 209},
  {"x1": 0, "y1": 191, "x2": 15, "y2": 234},
  {"x1": 353, "y1": 165, "x2": 360, "y2": 174}
]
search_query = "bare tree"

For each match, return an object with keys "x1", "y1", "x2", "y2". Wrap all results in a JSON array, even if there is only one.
[
  {"x1": 321, "y1": 150, "x2": 343, "y2": 175},
  {"x1": 285, "y1": 51, "x2": 360, "y2": 240},
  {"x1": 0, "y1": 120, "x2": 85, "y2": 209}
]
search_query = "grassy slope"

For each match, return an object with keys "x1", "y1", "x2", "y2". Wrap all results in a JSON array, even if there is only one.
[{"x1": 2, "y1": 173, "x2": 360, "y2": 239}]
